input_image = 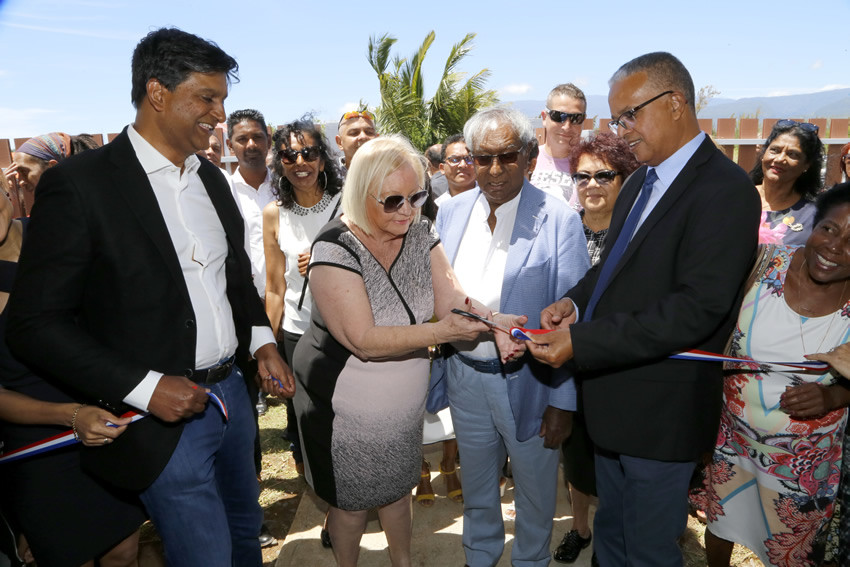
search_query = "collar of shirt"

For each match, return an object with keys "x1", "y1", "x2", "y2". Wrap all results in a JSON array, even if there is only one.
[
  {"x1": 651, "y1": 131, "x2": 706, "y2": 191},
  {"x1": 633, "y1": 132, "x2": 705, "y2": 229},
  {"x1": 127, "y1": 124, "x2": 201, "y2": 177},
  {"x1": 230, "y1": 166, "x2": 271, "y2": 189},
  {"x1": 473, "y1": 182, "x2": 523, "y2": 221}
]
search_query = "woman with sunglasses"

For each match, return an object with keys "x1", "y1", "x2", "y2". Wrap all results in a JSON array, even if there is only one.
[
  {"x1": 548, "y1": 132, "x2": 638, "y2": 565},
  {"x1": 292, "y1": 135, "x2": 504, "y2": 567},
  {"x1": 263, "y1": 119, "x2": 343, "y2": 483},
  {"x1": 751, "y1": 120, "x2": 825, "y2": 245}
]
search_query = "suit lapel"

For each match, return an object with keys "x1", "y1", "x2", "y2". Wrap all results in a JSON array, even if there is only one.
[
  {"x1": 108, "y1": 131, "x2": 193, "y2": 306},
  {"x1": 603, "y1": 138, "x2": 715, "y2": 283},
  {"x1": 198, "y1": 162, "x2": 244, "y2": 255},
  {"x1": 501, "y1": 182, "x2": 545, "y2": 309},
  {"x1": 443, "y1": 189, "x2": 480, "y2": 264}
]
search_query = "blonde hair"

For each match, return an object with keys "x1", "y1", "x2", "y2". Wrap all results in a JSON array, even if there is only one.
[{"x1": 342, "y1": 135, "x2": 426, "y2": 236}]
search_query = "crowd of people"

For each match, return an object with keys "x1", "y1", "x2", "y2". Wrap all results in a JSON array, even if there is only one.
[{"x1": 0, "y1": 26, "x2": 849, "y2": 567}]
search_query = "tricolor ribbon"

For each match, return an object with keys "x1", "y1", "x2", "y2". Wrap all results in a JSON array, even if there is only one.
[
  {"x1": 669, "y1": 349, "x2": 829, "y2": 372},
  {"x1": 0, "y1": 392, "x2": 228, "y2": 464}
]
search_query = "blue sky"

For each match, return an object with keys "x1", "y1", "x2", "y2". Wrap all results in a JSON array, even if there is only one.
[{"x1": 1, "y1": 0, "x2": 848, "y2": 139}]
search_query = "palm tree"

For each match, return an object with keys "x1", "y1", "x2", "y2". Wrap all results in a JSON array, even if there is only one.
[{"x1": 367, "y1": 31, "x2": 498, "y2": 151}]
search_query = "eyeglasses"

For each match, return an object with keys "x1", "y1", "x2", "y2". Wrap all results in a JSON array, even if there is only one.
[
  {"x1": 572, "y1": 170, "x2": 620, "y2": 186},
  {"x1": 472, "y1": 148, "x2": 525, "y2": 167},
  {"x1": 371, "y1": 189, "x2": 429, "y2": 213},
  {"x1": 278, "y1": 146, "x2": 321, "y2": 164},
  {"x1": 445, "y1": 155, "x2": 473, "y2": 166},
  {"x1": 774, "y1": 119, "x2": 819, "y2": 134},
  {"x1": 338, "y1": 110, "x2": 376, "y2": 126},
  {"x1": 608, "y1": 90, "x2": 674, "y2": 133},
  {"x1": 546, "y1": 109, "x2": 586, "y2": 125}
]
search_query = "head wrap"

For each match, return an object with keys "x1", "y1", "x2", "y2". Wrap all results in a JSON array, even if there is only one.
[{"x1": 16, "y1": 132, "x2": 72, "y2": 162}]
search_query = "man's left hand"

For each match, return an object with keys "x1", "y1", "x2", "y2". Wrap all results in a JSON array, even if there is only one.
[
  {"x1": 526, "y1": 327, "x2": 574, "y2": 368},
  {"x1": 255, "y1": 343, "x2": 296, "y2": 398},
  {"x1": 539, "y1": 406, "x2": 573, "y2": 448}
]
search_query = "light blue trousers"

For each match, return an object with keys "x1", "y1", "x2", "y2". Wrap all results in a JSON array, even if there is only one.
[{"x1": 447, "y1": 356, "x2": 559, "y2": 567}]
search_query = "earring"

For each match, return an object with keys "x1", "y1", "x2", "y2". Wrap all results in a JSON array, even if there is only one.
[{"x1": 320, "y1": 171, "x2": 327, "y2": 191}]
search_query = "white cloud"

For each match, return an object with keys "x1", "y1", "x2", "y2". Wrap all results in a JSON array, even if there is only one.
[
  {"x1": 573, "y1": 77, "x2": 589, "y2": 88},
  {"x1": 812, "y1": 60, "x2": 823, "y2": 70},
  {"x1": 499, "y1": 83, "x2": 533, "y2": 96},
  {"x1": 0, "y1": 107, "x2": 60, "y2": 139},
  {"x1": 818, "y1": 84, "x2": 850, "y2": 91}
]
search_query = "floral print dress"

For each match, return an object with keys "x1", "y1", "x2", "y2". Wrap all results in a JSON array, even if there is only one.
[{"x1": 702, "y1": 245, "x2": 850, "y2": 566}]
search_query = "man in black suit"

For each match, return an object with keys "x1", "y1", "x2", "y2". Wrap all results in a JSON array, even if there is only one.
[
  {"x1": 7, "y1": 28, "x2": 293, "y2": 566},
  {"x1": 528, "y1": 52, "x2": 760, "y2": 567}
]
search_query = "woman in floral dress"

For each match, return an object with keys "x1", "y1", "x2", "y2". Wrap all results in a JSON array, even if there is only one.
[{"x1": 703, "y1": 182, "x2": 850, "y2": 567}]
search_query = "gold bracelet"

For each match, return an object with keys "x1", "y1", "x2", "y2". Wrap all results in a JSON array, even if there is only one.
[{"x1": 71, "y1": 404, "x2": 86, "y2": 440}]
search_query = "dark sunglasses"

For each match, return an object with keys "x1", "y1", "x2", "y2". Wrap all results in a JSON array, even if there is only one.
[
  {"x1": 546, "y1": 109, "x2": 586, "y2": 125},
  {"x1": 278, "y1": 146, "x2": 321, "y2": 164},
  {"x1": 371, "y1": 189, "x2": 429, "y2": 213},
  {"x1": 472, "y1": 148, "x2": 524, "y2": 167},
  {"x1": 775, "y1": 119, "x2": 819, "y2": 134},
  {"x1": 572, "y1": 170, "x2": 620, "y2": 186}
]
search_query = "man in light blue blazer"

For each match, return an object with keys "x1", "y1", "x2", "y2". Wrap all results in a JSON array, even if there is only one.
[{"x1": 428, "y1": 107, "x2": 590, "y2": 567}]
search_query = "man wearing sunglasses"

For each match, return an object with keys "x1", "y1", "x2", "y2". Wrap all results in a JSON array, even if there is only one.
[
  {"x1": 335, "y1": 110, "x2": 379, "y2": 171},
  {"x1": 429, "y1": 107, "x2": 590, "y2": 567},
  {"x1": 531, "y1": 83, "x2": 587, "y2": 211},
  {"x1": 527, "y1": 53, "x2": 760, "y2": 567},
  {"x1": 434, "y1": 133, "x2": 476, "y2": 207}
]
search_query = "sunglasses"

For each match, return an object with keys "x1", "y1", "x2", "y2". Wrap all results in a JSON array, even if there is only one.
[
  {"x1": 572, "y1": 170, "x2": 620, "y2": 186},
  {"x1": 472, "y1": 148, "x2": 524, "y2": 167},
  {"x1": 371, "y1": 189, "x2": 429, "y2": 213},
  {"x1": 445, "y1": 155, "x2": 474, "y2": 166},
  {"x1": 546, "y1": 109, "x2": 586, "y2": 125},
  {"x1": 339, "y1": 110, "x2": 376, "y2": 125},
  {"x1": 775, "y1": 119, "x2": 819, "y2": 134},
  {"x1": 278, "y1": 146, "x2": 321, "y2": 164}
]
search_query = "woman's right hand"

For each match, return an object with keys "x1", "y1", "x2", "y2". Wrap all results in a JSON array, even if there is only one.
[
  {"x1": 806, "y1": 343, "x2": 850, "y2": 377},
  {"x1": 74, "y1": 406, "x2": 132, "y2": 447},
  {"x1": 437, "y1": 307, "x2": 492, "y2": 343}
]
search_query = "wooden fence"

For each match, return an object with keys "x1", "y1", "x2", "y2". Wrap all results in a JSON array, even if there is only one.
[{"x1": 3, "y1": 119, "x2": 849, "y2": 218}]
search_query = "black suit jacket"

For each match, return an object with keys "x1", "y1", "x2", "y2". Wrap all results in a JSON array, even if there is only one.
[
  {"x1": 6, "y1": 129, "x2": 269, "y2": 490},
  {"x1": 567, "y1": 136, "x2": 761, "y2": 462}
]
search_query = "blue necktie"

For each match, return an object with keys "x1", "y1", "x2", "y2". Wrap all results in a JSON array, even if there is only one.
[{"x1": 583, "y1": 168, "x2": 657, "y2": 322}]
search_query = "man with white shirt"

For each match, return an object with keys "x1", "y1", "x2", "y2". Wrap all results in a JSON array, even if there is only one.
[
  {"x1": 531, "y1": 83, "x2": 587, "y2": 210},
  {"x1": 434, "y1": 134, "x2": 476, "y2": 207},
  {"x1": 227, "y1": 108, "x2": 275, "y2": 298},
  {"x1": 430, "y1": 107, "x2": 590, "y2": 567},
  {"x1": 7, "y1": 28, "x2": 294, "y2": 566}
]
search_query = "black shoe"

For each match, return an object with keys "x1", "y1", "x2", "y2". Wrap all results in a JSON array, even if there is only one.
[
  {"x1": 320, "y1": 527, "x2": 332, "y2": 549},
  {"x1": 553, "y1": 530, "x2": 592, "y2": 563},
  {"x1": 591, "y1": 551, "x2": 599, "y2": 567},
  {"x1": 256, "y1": 393, "x2": 267, "y2": 416},
  {"x1": 259, "y1": 523, "x2": 277, "y2": 548}
]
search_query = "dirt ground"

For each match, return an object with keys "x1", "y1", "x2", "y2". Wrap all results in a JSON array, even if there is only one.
[{"x1": 136, "y1": 396, "x2": 764, "y2": 566}]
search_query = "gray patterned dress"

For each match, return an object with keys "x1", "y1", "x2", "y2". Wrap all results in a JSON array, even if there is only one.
[{"x1": 293, "y1": 218, "x2": 438, "y2": 510}]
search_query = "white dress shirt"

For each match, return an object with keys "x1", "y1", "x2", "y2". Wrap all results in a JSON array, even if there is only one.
[
  {"x1": 452, "y1": 190, "x2": 522, "y2": 360},
  {"x1": 123, "y1": 125, "x2": 274, "y2": 411},
  {"x1": 229, "y1": 167, "x2": 276, "y2": 298}
]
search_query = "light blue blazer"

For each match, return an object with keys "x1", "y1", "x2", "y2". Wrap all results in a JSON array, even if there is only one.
[{"x1": 428, "y1": 180, "x2": 591, "y2": 442}]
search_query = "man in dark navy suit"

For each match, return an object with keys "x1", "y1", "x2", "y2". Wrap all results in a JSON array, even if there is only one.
[{"x1": 528, "y1": 52, "x2": 760, "y2": 567}]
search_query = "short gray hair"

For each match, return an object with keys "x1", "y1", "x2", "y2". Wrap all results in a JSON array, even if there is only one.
[
  {"x1": 463, "y1": 106, "x2": 534, "y2": 153},
  {"x1": 609, "y1": 52, "x2": 695, "y2": 109},
  {"x1": 546, "y1": 83, "x2": 586, "y2": 109}
]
